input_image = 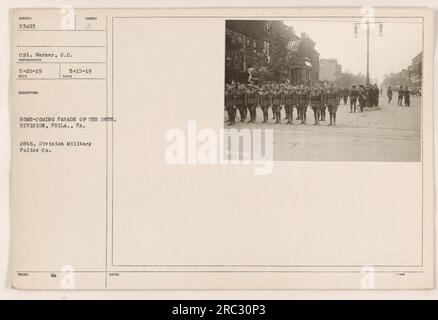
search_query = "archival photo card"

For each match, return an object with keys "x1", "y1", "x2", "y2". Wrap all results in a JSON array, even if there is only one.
[
  {"x1": 223, "y1": 18, "x2": 423, "y2": 162},
  {"x1": 9, "y1": 7, "x2": 434, "y2": 290}
]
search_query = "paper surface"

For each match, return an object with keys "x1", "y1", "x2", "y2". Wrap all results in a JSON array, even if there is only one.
[{"x1": 10, "y1": 7, "x2": 434, "y2": 289}]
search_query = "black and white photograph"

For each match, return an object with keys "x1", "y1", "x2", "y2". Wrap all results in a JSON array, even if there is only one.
[{"x1": 224, "y1": 18, "x2": 423, "y2": 161}]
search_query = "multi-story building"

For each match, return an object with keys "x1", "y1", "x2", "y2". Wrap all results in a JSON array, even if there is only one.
[
  {"x1": 408, "y1": 52, "x2": 422, "y2": 88},
  {"x1": 319, "y1": 58, "x2": 342, "y2": 83},
  {"x1": 225, "y1": 20, "x2": 320, "y2": 84},
  {"x1": 286, "y1": 33, "x2": 320, "y2": 84},
  {"x1": 401, "y1": 68, "x2": 409, "y2": 82},
  {"x1": 225, "y1": 20, "x2": 272, "y2": 82}
]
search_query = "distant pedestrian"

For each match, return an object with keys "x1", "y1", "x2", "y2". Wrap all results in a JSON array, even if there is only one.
[
  {"x1": 365, "y1": 85, "x2": 373, "y2": 108},
  {"x1": 350, "y1": 85, "x2": 358, "y2": 113},
  {"x1": 387, "y1": 86, "x2": 393, "y2": 104},
  {"x1": 404, "y1": 87, "x2": 410, "y2": 107},
  {"x1": 373, "y1": 84, "x2": 379, "y2": 107},
  {"x1": 358, "y1": 85, "x2": 366, "y2": 112},
  {"x1": 342, "y1": 87, "x2": 349, "y2": 105},
  {"x1": 397, "y1": 86, "x2": 404, "y2": 106}
]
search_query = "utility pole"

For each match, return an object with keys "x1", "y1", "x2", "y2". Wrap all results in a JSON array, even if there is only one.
[
  {"x1": 243, "y1": 35, "x2": 246, "y2": 72},
  {"x1": 366, "y1": 21, "x2": 370, "y2": 85},
  {"x1": 355, "y1": 21, "x2": 383, "y2": 86}
]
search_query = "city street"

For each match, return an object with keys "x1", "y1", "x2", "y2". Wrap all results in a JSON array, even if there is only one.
[{"x1": 226, "y1": 95, "x2": 421, "y2": 161}]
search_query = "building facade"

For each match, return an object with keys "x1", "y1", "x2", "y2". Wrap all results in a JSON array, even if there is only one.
[
  {"x1": 225, "y1": 20, "x2": 272, "y2": 83},
  {"x1": 225, "y1": 20, "x2": 319, "y2": 84},
  {"x1": 408, "y1": 52, "x2": 422, "y2": 88},
  {"x1": 286, "y1": 33, "x2": 320, "y2": 84},
  {"x1": 319, "y1": 58, "x2": 342, "y2": 83},
  {"x1": 382, "y1": 52, "x2": 422, "y2": 89}
]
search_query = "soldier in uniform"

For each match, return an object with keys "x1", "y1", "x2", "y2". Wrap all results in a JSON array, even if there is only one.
[
  {"x1": 270, "y1": 82, "x2": 276, "y2": 120},
  {"x1": 271, "y1": 84, "x2": 283, "y2": 124},
  {"x1": 284, "y1": 85, "x2": 296, "y2": 125},
  {"x1": 326, "y1": 84, "x2": 340, "y2": 126},
  {"x1": 342, "y1": 87, "x2": 349, "y2": 105},
  {"x1": 350, "y1": 84, "x2": 359, "y2": 113},
  {"x1": 397, "y1": 86, "x2": 404, "y2": 106},
  {"x1": 235, "y1": 84, "x2": 247, "y2": 122},
  {"x1": 224, "y1": 84, "x2": 236, "y2": 125},
  {"x1": 245, "y1": 84, "x2": 258, "y2": 123},
  {"x1": 365, "y1": 84, "x2": 372, "y2": 108},
  {"x1": 295, "y1": 85, "x2": 301, "y2": 121},
  {"x1": 367, "y1": 84, "x2": 373, "y2": 107},
  {"x1": 387, "y1": 86, "x2": 393, "y2": 104},
  {"x1": 404, "y1": 86, "x2": 410, "y2": 106},
  {"x1": 282, "y1": 84, "x2": 289, "y2": 121},
  {"x1": 310, "y1": 87, "x2": 325, "y2": 125},
  {"x1": 358, "y1": 85, "x2": 366, "y2": 112},
  {"x1": 258, "y1": 85, "x2": 271, "y2": 123},
  {"x1": 297, "y1": 85, "x2": 310, "y2": 124},
  {"x1": 373, "y1": 84, "x2": 380, "y2": 107},
  {"x1": 319, "y1": 87, "x2": 327, "y2": 121}
]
